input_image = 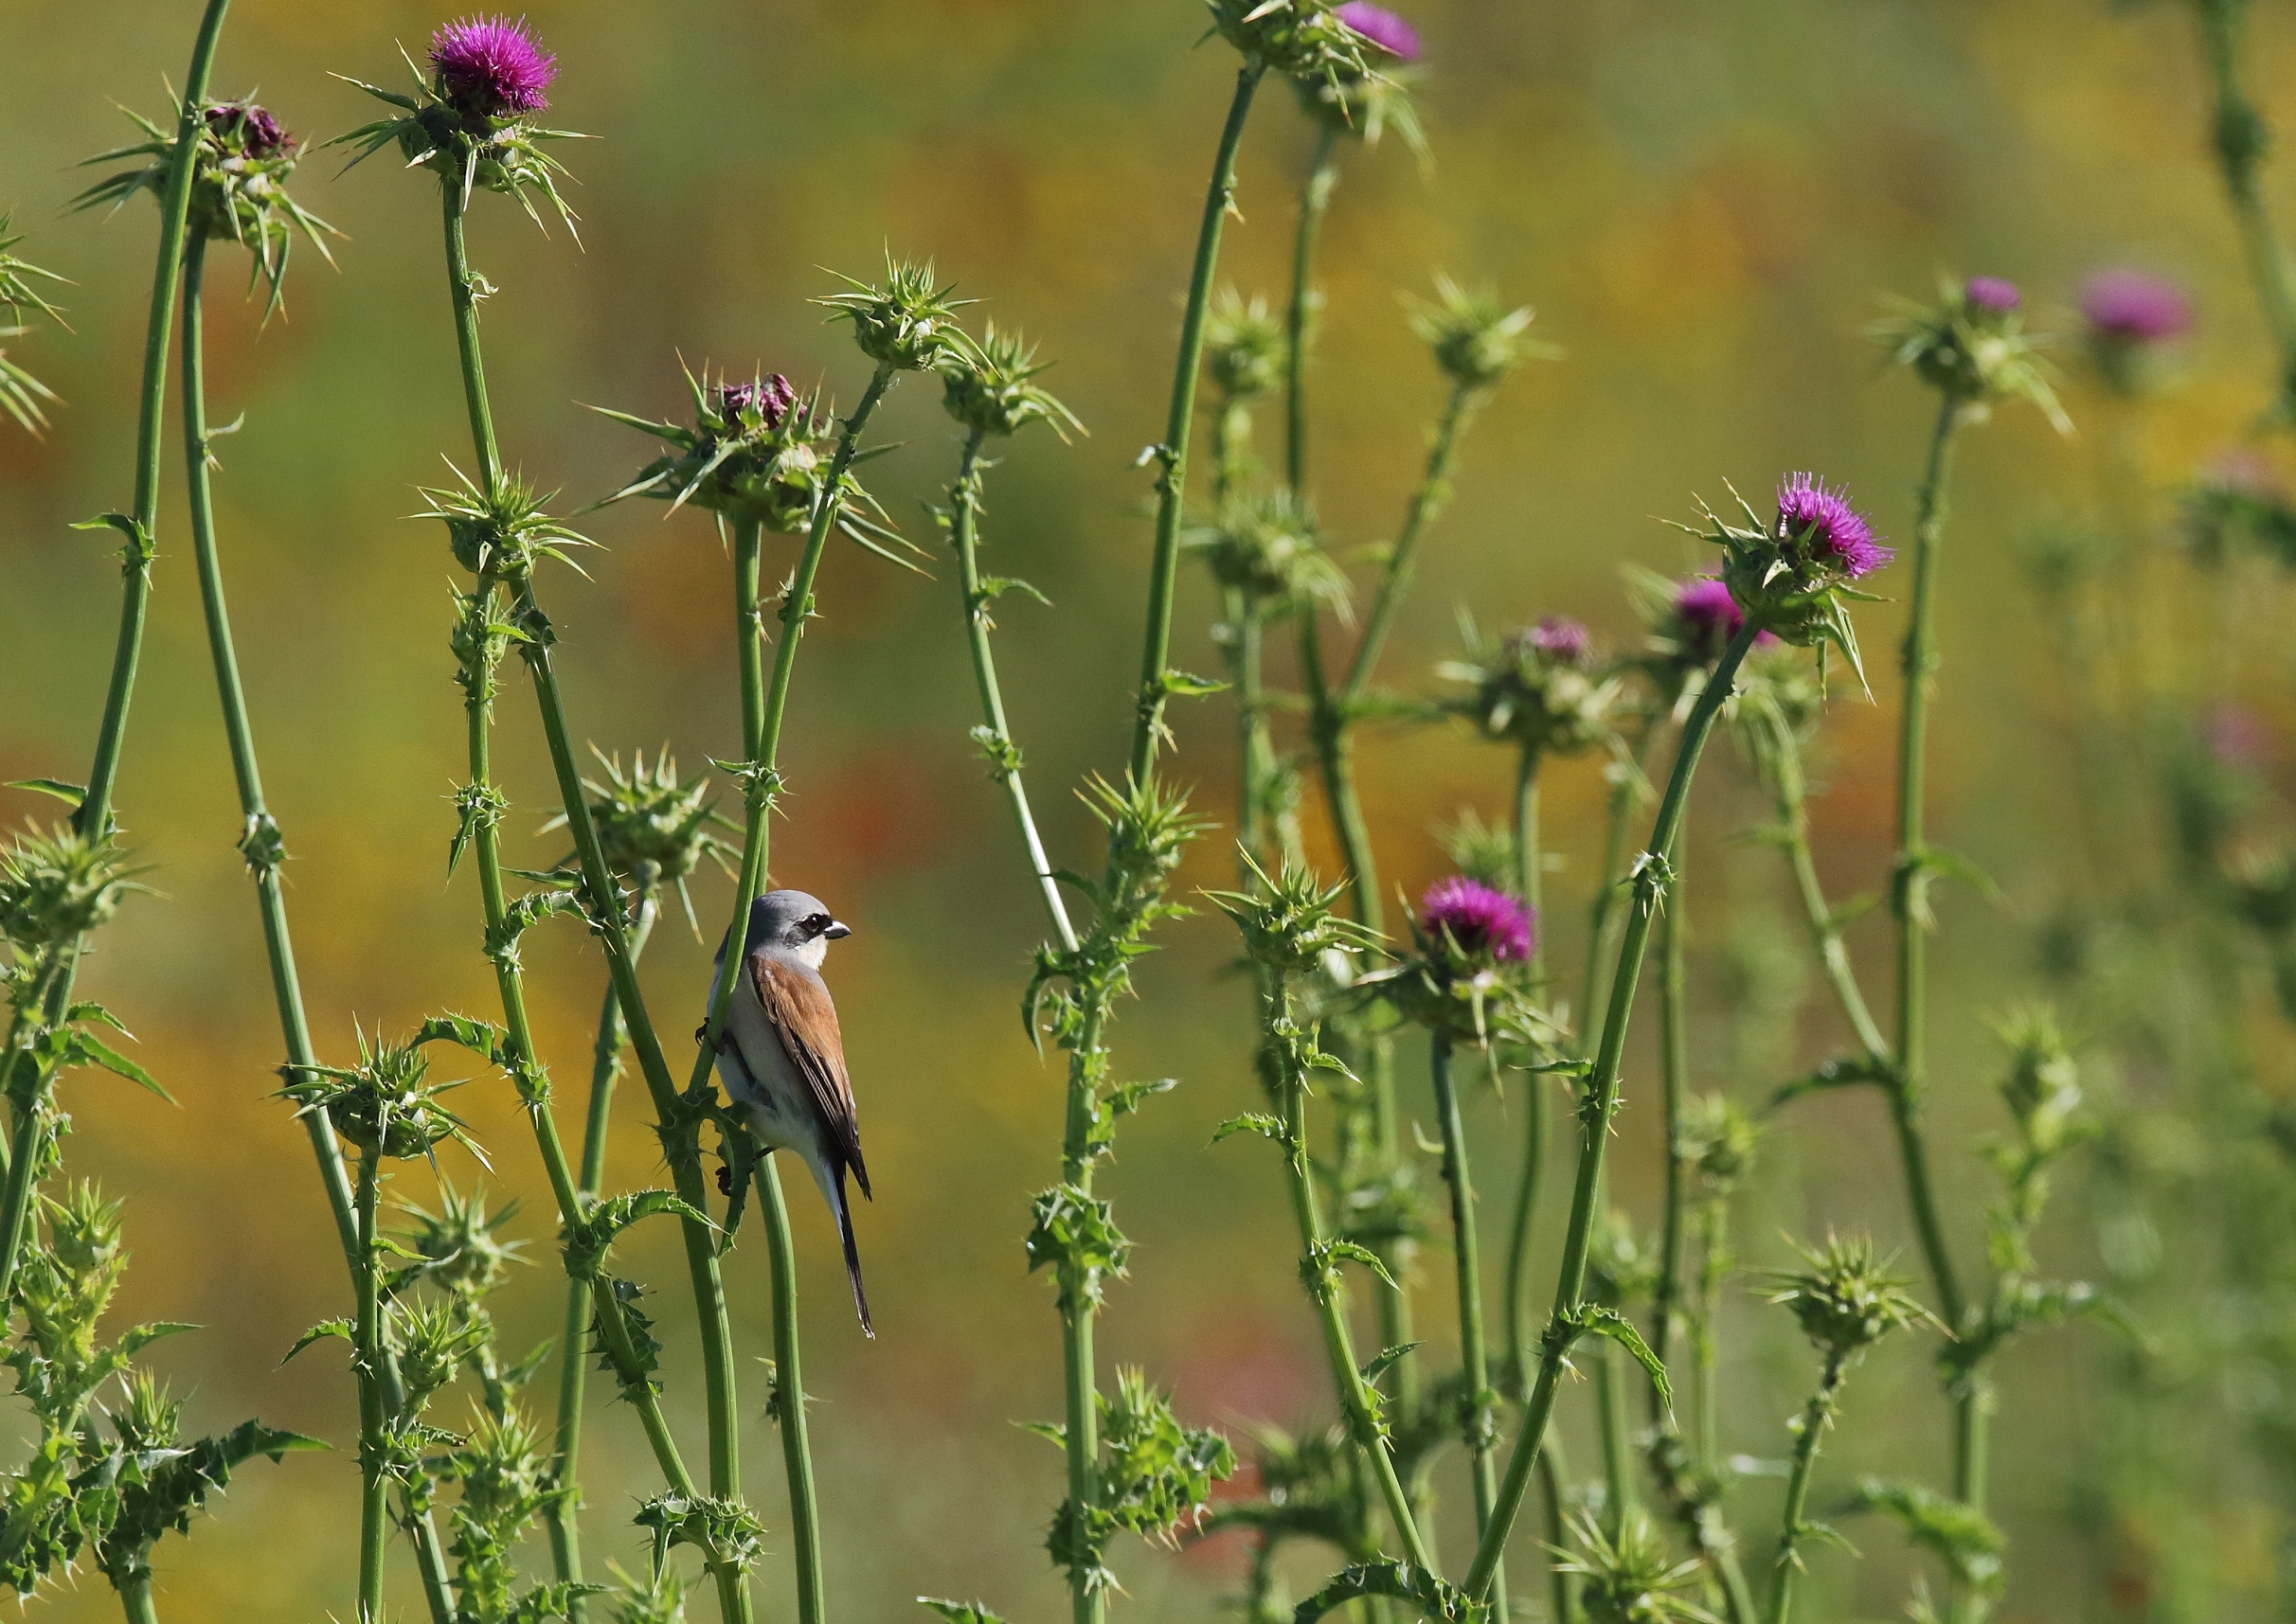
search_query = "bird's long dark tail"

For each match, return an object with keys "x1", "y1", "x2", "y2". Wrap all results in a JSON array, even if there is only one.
[{"x1": 833, "y1": 1172, "x2": 873, "y2": 1338}]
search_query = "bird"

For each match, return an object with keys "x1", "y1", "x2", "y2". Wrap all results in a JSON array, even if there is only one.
[{"x1": 709, "y1": 888, "x2": 873, "y2": 1335}]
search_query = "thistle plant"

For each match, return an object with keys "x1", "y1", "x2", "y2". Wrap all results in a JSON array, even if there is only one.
[
  {"x1": 1759, "y1": 1237, "x2": 1936, "y2": 1624},
  {"x1": 0, "y1": 217, "x2": 66, "y2": 435}
]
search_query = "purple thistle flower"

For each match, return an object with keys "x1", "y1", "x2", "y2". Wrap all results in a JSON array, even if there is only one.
[
  {"x1": 2207, "y1": 704, "x2": 2269, "y2": 769},
  {"x1": 430, "y1": 14, "x2": 558, "y2": 119},
  {"x1": 1526, "y1": 615, "x2": 1590, "y2": 665},
  {"x1": 1964, "y1": 276, "x2": 2020, "y2": 315},
  {"x1": 720, "y1": 374, "x2": 798, "y2": 432},
  {"x1": 1335, "y1": 2, "x2": 1423, "y2": 62},
  {"x1": 2081, "y1": 269, "x2": 2191, "y2": 344},
  {"x1": 206, "y1": 101, "x2": 289, "y2": 158},
  {"x1": 1421, "y1": 876, "x2": 1534, "y2": 965},
  {"x1": 1776, "y1": 473, "x2": 1892, "y2": 580}
]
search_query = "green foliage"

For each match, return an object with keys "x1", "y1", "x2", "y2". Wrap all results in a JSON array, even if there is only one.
[
  {"x1": 1183, "y1": 490, "x2": 1351, "y2": 618},
  {"x1": 1554, "y1": 1510, "x2": 1720, "y2": 1624},
  {"x1": 1290, "y1": 1559, "x2": 1487, "y2": 1624},
  {"x1": 1849, "y1": 1477, "x2": 2004, "y2": 1597},
  {"x1": 1023, "y1": 1185, "x2": 1130, "y2": 1311},
  {"x1": 633, "y1": 1490, "x2": 767, "y2": 1575}
]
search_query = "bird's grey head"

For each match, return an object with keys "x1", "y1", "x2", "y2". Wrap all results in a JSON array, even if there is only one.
[{"x1": 738, "y1": 889, "x2": 851, "y2": 971}]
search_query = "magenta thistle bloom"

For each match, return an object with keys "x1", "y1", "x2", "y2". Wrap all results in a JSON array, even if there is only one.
[
  {"x1": 1776, "y1": 473, "x2": 1892, "y2": 580},
  {"x1": 430, "y1": 14, "x2": 558, "y2": 119},
  {"x1": 1675, "y1": 576, "x2": 1744, "y2": 654},
  {"x1": 1527, "y1": 615, "x2": 1590, "y2": 665},
  {"x1": 206, "y1": 101, "x2": 289, "y2": 158},
  {"x1": 1421, "y1": 876, "x2": 1534, "y2": 965},
  {"x1": 2081, "y1": 269, "x2": 2191, "y2": 344},
  {"x1": 1335, "y1": 2, "x2": 1423, "y2": 62},
  {"x1": 720, "y1": 374, "x2": 798, "y2": 431},
  {"x1": 1964, "y1": 276, "x2": 2019, "y2": 315}
]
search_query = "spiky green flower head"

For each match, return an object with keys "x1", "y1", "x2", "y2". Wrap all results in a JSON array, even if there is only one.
[
  {"x1": 1184, "y1": 489, "x2": 1349, "y2": 616},
  {"x1": 597, "y1": 364, "x2": 908, "y2": 561},
  {"x1": 1295, "y1": 4, "x2": 1426, "y2": 152},
  {"x1": 607, "y1": 1563, "x2": 688, "y2": 1624},
  {"x1": 0, "y1": 216, "x2": 68, "y2": 330},
  {"x1": 400, "y1": 1179, "x2": 527, "y2": 1301},
  {"x1": 114, "y1": 1371, "x2": 185, "y2": 1454},
  {"x1": 1441, "y1": 614, "x2": 1623, "y2": 757},
  {"x1": 1874, "y1": 275, "x2": 2071, "y2": 433},
  {"x1": 1764, "y1": 1234, "x2": 1937, "y2": 1359},
  {"x1": 330, "y1": 14, "x2": 581, "y2": 235},
  {"x1": 546, "y1": 748, "x2": 735, "y2": 934},
  {"x1": 1408, "y1": 277, "x2": 1548, "y2": 391},
  {"x1": 282, "y1": 1027, "x2": 483, "y2": 1162},
  {"x1": 388, "y1": 1294, "x2": 493, "y2": 1410},
  {"x1": 819, "y1": 253, "x2": 975, "y2": 373},
  {"x1": 941, "y1": 323, "x2": 1085, "y2": 442},
  {"x1": 13, "y1": 1182, "x2": 130, "y2": 1371},
  {"x1": 1554, "y1": 1510, "x2": 1721, "y2": 1624},
  {"x1": 1207, "y1": 853, "x2": 1383, "y2": 976},
  {"x1": 1679, "y1": 1093, "x2": 1759, "y2": 1197},
  {"x1": 1208, "y1": 0, "x2": 1379, "y2": 84},
  {"x1": 1991, "y1": 1005, "x2": 2083, "y2": 1159},
  {"x1": 0, "y1": 822, "x2": 141, "y2": 951},
  {"x1": 1205, "y1": 289, "x2": 1288, "y2": 403},
  {"x1": 1697, "y1": 474, "x2": 1889, "y2": 680},
  {"x1": 420, "y1": 463, "x2": 593, "y2": 581}
]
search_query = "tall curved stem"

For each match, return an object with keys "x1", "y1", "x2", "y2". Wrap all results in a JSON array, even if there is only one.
[{"x1": 1430, "y1": 1033, "x2": 1507, "y2": 1621}]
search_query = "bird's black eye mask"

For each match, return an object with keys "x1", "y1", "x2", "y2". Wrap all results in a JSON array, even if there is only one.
[{"x1": 802, "y1": 913, "x2": 833, "y2": 937}]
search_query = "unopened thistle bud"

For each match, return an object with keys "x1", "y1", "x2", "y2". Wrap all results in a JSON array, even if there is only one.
[
  {"x1": 1183, "y1": 489, "x2": 1348, "y2": 616},
  {"x1": 818, "y1": 254, "x2": 974, "y2": 373},
  {"x1": 1208, "y1": 855, "x2": 1381, "y2": 976},
  {"x1": 1205, "y1": 289, "x2": 1288, "y2": 402},
  {"x1": 1408, "y1": 276, "x2": 1546, "y2": 391},
  {"x1": 0, "y1": 823, "x2": 140, "y2": 949},
  {"x1": 1680, "y1": 1093, "x2": 1759, "y2": 1196},
  {"x1": 1764, "y1": 1235, "x2": 1934, "y2": 1359},
  {"x1": 940, "y1": 324, "x2": 1084, "y2": 442},
  {"x1": 1296, "y1": 4, "x2": 1426, "y2": 149},
  {"x1": 1874, "y1": 275, "x2": 2069, "y2": 432},
  {"x1": 1208, "y1": 0, "x2": 1378, "y2": 84}
]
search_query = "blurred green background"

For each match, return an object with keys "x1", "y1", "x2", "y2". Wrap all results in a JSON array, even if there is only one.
[{"x1": 5, "y1": 1, "x2": 2295, "y2": 1619}]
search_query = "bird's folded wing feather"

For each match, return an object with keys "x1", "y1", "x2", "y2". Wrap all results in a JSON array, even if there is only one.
[{"x1": 748, "y1": 951, "x2": 870, "y2": 1196}]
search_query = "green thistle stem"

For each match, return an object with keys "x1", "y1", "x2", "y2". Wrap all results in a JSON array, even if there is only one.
[
  {"x1": 1536, "y1": 1447, "x2": 1580, "y2": 1624},
  {"x1": 1650, "y1": 844, "x2": 1689, "y2": 1407},
  {"x1": 549, "y1": 892, "x2": 658, "y2": 1622},
  {"x1": 1503, "y1": 744, "x2": 1543, "y2": 1395},
  {"x1": 354, "y1": 1151, "x2": 386, "y2": 1624},
  {"x1": 183, "y1": 232, "x2": 453, "y2": 1623},
  {"x1": 1267, "y1": 981, "x2": 1434, "y2": 1572},
  {"x1": 0, "y1": 0, "x2": 234, "y2": 1317},
  {"x1": 117, "y1": 1576, "x2": 159, "y2": 1624},
  {"x1": 1463, "y1": 622, "x2": 1759, "y2": 1602},
  {"x1": 948, "y1": 428, "x2": 1080, "y2": 953},
  {"x1": 2194, "y1": 0, "x2": 2296, "y2": 397},
  {"x1": 1284, "y1": 127, "x2": 1339, "y2": 495},
  {"x1": 1131, "y1": 62, "x2": 1265, "y2": 785},
  {"x1": 1340, "y1": 381, "x2": 1477, "y2": 702},
  {"x1": 1765, "y1": 721, "x2": 1889, "y2": 1061},
  {"x1": 1429, "y1": 1032, "x2": 1508, "y2": 1622},
  {"x1": 1766, "y1": 1349, "x2": 1848, "y2": 1624},
  {"x1": 1593, "y1": 1347, "x2": 1632, "y2": 1534}
]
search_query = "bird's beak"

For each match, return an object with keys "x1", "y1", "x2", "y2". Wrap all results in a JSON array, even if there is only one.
[{"x1": 825, "y1": 919, "x2": 852, "y2": 939}]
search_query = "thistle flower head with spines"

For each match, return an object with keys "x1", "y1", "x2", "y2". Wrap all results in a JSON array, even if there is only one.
[
  {"x1": 1207, "y1": 854, "x2": 1383, "y2": 977},
  {"x1": 399, "y1": 1179, "x2": 527, "y2": 1301},
  {"x1": 1378, "y1": 873, "x2": 1558, "y2": 1045},
  {"x1": 1417, "y1": 876, "x2": 1534, "y2": 967},
  {"x1": 1205, "y1": 288, "x2": 1288, "y2": 403},
  {"x1": 0, "y1": 822, "x2": 142, "y2": 950},
  {"x1": 1183, "y1": 489, "x2": 1350, "y2": 617},
  {"x1": 1295, "y1": 4, "x2": 1426, "y2": 152},
  {"x1": 1207, "y1": 0, "x2": 1380, "y2": 86},
  {"x1": 1763, "y1": 1234, "x2": 1938, "y2": 1358},
  {"x1": 1680, "y1": 1093, "x2": 1758, "y2": 1196},
  {"x1": 329, "y1": 15, "x2": 582, "y2": 236},
  {"x1": 941, "y1": 323, "x2": 1085, "y2": 443},
  {"x1": 1553, "y1": 1509, "x2": 1720, "y2": 1624},
  {"x1": 281, "y1": 1026, "x2": 485, "y2": 1163},
  {"x1": 1873, "y1": 275, "x2": 2070, "y2": 433},
  {"x1": 1408, "y1": 276, "x2": 1548, "y2": 390},
  {"x1": 0, "y1": 216, "x2": 69, "y2": 330},
  {"x1": 1695, "y1": 474, "x2": 1890, "y2": 686},
  {"x1": 420, "y1": 462, "x2": 594, "y2": 581},
  {"x1": 594, "y1": 361, "x2": 914, "y2": 565},
  {"x1": 73, "y1": 94, "x2": 339, "y2": 322},
  {"x1": 818, "y1": 252, "x2": 976, "y2": 373},
  {"x1": 1440, "y1": 610, "x2": 1623, "y2": 757},
  {"x1": 542, "y1": 747, "x2": 736, "y2": 937}
]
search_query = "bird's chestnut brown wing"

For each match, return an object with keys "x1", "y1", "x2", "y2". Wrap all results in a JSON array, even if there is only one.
[{"x1": 747, "y1": 952, "x2": 870, "y2": 1197}]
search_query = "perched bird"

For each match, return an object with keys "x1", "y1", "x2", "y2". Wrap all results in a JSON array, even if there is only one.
[{"x1": 709, "y1": 889, "x2": 873, "y2": 1335}]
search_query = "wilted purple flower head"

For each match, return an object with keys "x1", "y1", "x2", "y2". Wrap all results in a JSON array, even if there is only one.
[
  {"x1": 720, "y1": 373, "x2": 798, "y2": 432},
  {"x1": 2081, "y1": 269, "x2": 2191, "y2": 344},
  {"x1": 1527, "y1": 615, "x2": 1590, "y2": 665},
  {"x1": 1675, "y1": 576, "x2": 1744, "y2": 651},
  {"x1": 1964, "y1": 276, "x2": 2019, "y2": 315},
  {"x1": 1421, "y1": 876, "x2": 1533, "y2": 965},
  {"x1": 206, "y1": 100, "x2": 289, "y2": 159},
  {"x1": 1776, "y1": 473, "x2": 1892, "y2": 580},
  {"x1": 1335, "y1": 2, "x2": 1422, "y2": 62},
  {"x1": 430, "y1": 14, "x2": 558, "y2": 119}
]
